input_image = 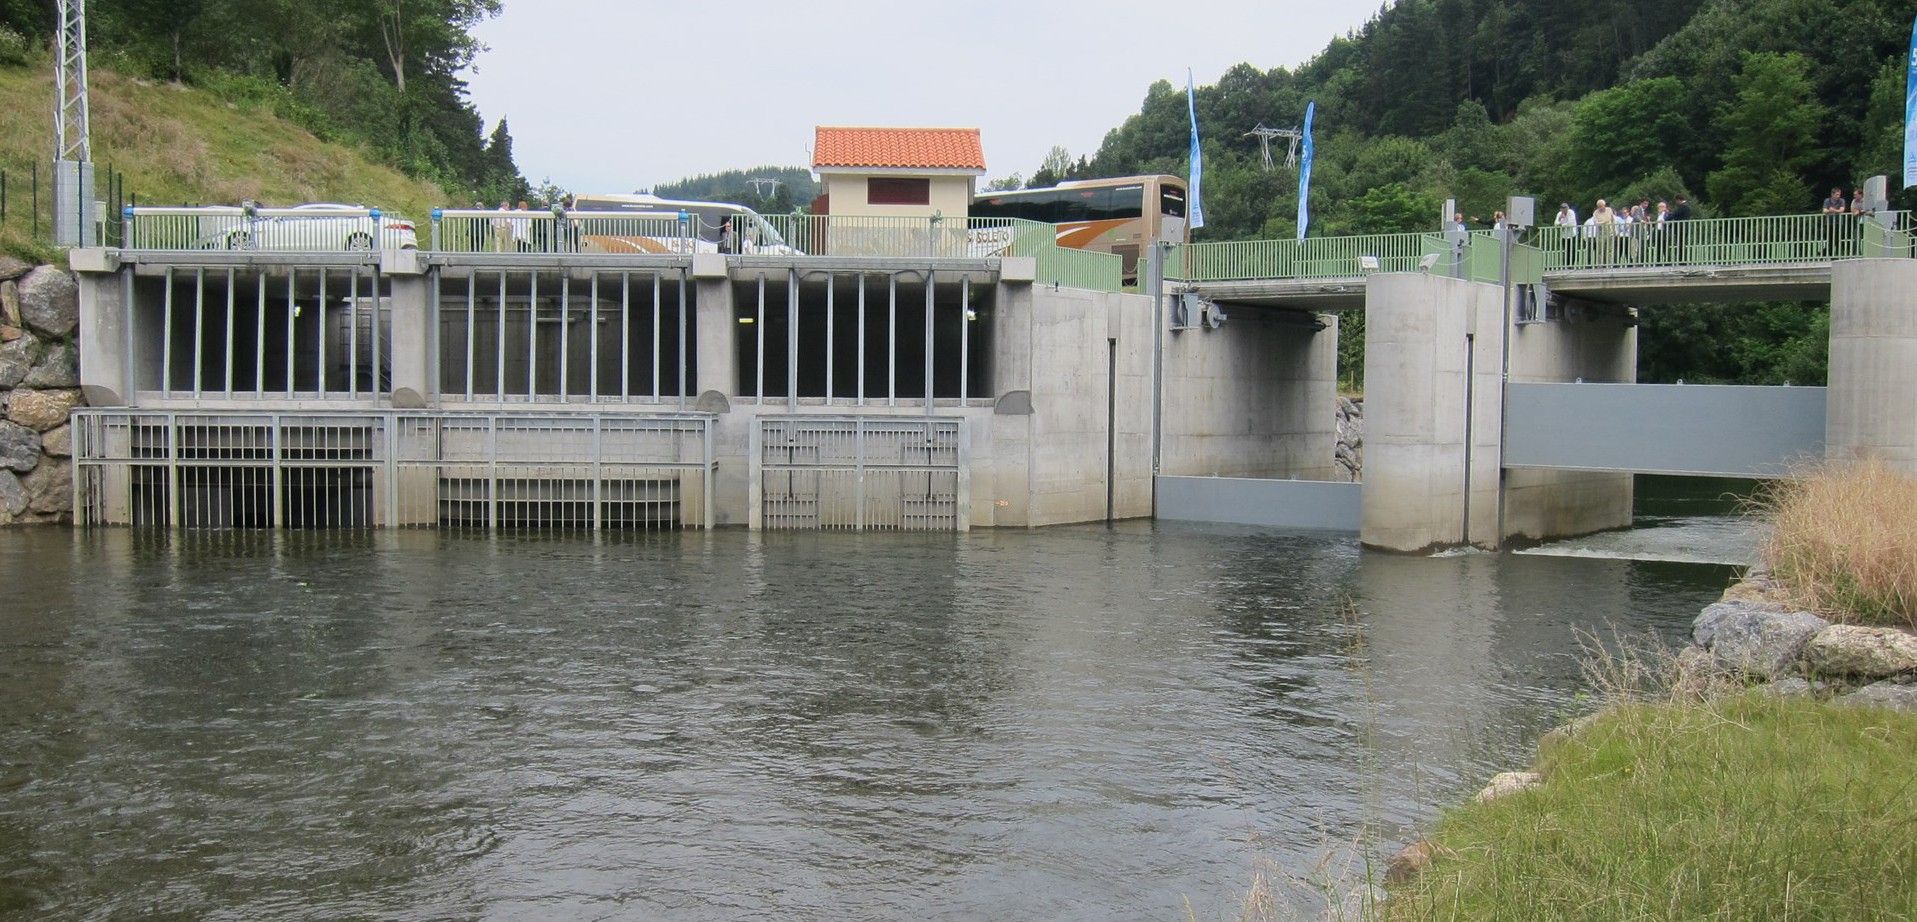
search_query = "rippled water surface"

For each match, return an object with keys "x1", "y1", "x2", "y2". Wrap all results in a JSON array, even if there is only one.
[{"x1": 0, "y1": 523, "x2": 1730, "y2": 920}]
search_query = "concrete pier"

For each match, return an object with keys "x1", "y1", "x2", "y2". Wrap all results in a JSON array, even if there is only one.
[
  {"x1": 1828, "y1": 259, "x2": 1917, "y2": 470},
  {"x1": 1360, "y1": 272, "x2": 1635, "y2": 552}
]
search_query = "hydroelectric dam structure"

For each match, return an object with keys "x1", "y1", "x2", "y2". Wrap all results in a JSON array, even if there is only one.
[{"x1": 66, "y1": 206, "x2": 1917, "y2": 550}]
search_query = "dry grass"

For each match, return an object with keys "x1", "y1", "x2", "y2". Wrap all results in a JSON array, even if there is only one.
[{"x1": 1756, "y1": 457, "x2": 1917, "y2": 629}]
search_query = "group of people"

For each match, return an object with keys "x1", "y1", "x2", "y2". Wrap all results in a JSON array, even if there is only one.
[{"x1": 488, "y1": 200, "x2": 536, "y2": 252}]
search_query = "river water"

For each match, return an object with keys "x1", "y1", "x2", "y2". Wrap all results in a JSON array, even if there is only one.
[{"x1": 0, "y1": 520, "x2": 1734, "y2": 920}]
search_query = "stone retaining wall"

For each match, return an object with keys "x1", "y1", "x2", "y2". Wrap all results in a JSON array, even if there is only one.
[{"x1": 0, "y1": 259, "x2": 83, "y2": 526}]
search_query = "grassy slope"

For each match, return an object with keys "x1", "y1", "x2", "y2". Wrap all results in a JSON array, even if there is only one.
[
  {"x1": 0, "y1": 59, "x2": 448, "y2": 260},
  {"x1": 1385, "y1": 694, "x2": 1917, "y2": 920}
]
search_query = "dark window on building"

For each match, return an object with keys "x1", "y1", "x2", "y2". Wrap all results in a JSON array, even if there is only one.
[{"x1": 867, "y1": 177, "x2": 931, "y2": 206}]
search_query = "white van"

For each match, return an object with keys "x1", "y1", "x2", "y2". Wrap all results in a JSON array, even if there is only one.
[{"x1": 567, "y1": 193, "x2": 797, "y2": 255}]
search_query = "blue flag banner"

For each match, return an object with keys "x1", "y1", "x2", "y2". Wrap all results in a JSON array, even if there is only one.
[
  {"x1": 1187, "y1": 70, "x2": 1205, "y2": 230},
  {"x1": 1297, "y1": 101, "x2": 1316, "y2": 240},
  {"x1": 1905, "y1": 12, "x2": 1916, "y2": 188}
]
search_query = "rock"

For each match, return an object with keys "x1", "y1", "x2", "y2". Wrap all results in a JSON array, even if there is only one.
[
  {"x1": 1474, "y1": 770, "x2": 1542, "y2": 804},
  {"x1": 5, "y1": 389, "x2": 83, "y2": 432},
  {"x1": 0, "y1": 256, "x2": 33, "y2": 283},
  {"x1": 20, "y1": 460, "x2": 70, "y2": 515},
  {"x1": 0, "y1": 469, "x2": 26, "y2": 521},
  {"x1": 1693, "y1": 600, "x2": 1781, "y2": 648},
  {"x1": 0, "y1": 278, "x2": 19, "y2": 326},
  {"x1": 1709, "y1": 608, "x2": 1828, "y2": 679},
  {"x1": 40, "y1": 423, "x2": 70, "y2": 458},
  {"x1": 0, "y1": 324, "x2": 20, "y2": 341},
  {"x1": 1539, "y1": 710, "x2": 1605, "y2": 749},
  {"x1": 1802, "y1": 625, "x2": 1917, "y2": 680},
  {"x1": 17, "y1": 266, "x2": 78, "y2": 339},
  {"x1": 1672, "y1": 644, "x2": 1734, "y2": 700},
  {"x1": 1836, "y1": 680, "x2": 1917, "y2": 713},
  {"x1": 1765, "y1": 677, "x2": 1815, "y2": 698},
  {"x1": 0, "y1": 420, "x2": 41, "y2": 472},
  {"x1": 1720, "y1": 574, "x2": 1793, "y2": 607},
  {"x1": 20, "y1": 342, "x2": 79, "y2": 388},
  {"x1": 0, "y1": 330, "x2": 33, "y2": 389},
  {"x1": 1385, "y1": 840, "x2": 1436, "y2": 885}
]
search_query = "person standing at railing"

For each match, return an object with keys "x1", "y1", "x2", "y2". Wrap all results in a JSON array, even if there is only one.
[
  {"x1": 512, "y1": 201, "x2": 531, "y2": 252},
  {"x1": 1822, "y1": 187, "x2": 1849, "y2": 254},
  {"x1": 1554, "y1": 203, "x2": 1578, "y2": 265},
  {"x1": 492, "y1": 200, "x2": 513, "y2": 253},
  {"x1": 720, "y1": 217, "x2": 737, "y2": 254},
  {"x1": 1592, "y1": 199, "x2": 1617, "y2": 265}
]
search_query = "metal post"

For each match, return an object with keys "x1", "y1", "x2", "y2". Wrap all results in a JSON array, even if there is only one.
[
  {"x1": 560, "y1": 274, "x2": 571, "y2": 401},
  {"x1": 649, "y1": 272, "x2": 659, "y2": 400},
  {"x1": 223, "y1": 268, "x2": 235, "y2": 397},
  {"x1": 591, "y1": 417, "x2": 603, "y2": 531},
  {"x1": 959, "y1": 276, "x2": 970, "y2": 401},
  {"x1": 285, "y1": 270, "x2": 296, "y2": 396},
  {"x1": 888, "y1": 275, "x2": 897, "y2": 407},
  {"x1": 825, "y1": 272, "x2": 834, "y2": 402},
  {"x1": 161, "y1": 266, "x2": 174, "y2": 399},
  {"x1": 588, "y1": 273, "x2": 599, "y2": 401},
  {"x1": 857, "y1": 274, "x2": 866, "y2": 406},
  {"x1": 496, "y1": 270, "x2": 507, "y2": 402},
  {"x1": 191, "y1": 268, "x2": 205, "y2": 397},
  {"x1": 372, "y1": 263, "x2": 384, "y2": 399},
  {"x1": 465, "y1": 270, "x2": 476, "y2": 398},
  {"x1": 1147, "y1": 242, "x2": 1166, "y2": 493},
  {"x1": 676, "y1": 268, "x2": 687, "y2": 406},
  {"x1": 619, "y1": 271, "x2": 630, "y2": 400},
  {"x1": 756, "y1": 273, "x2": 765, "y2": 403},
  {"x1": 254, "y1": 270, "x2": 266, "y2": 394},
  {"x1": 787, "y1": 267, "x2": 798, "y2": 413},
  {"x1": 120, "y1": 265, "x2": 134, "y2": 402},
  {"x1": 317, "y1": 269, "x2": 328, "y2": 395},
  {"x1": 527, "y1": 271, "x2": 539, "y2": 398},
  {"x1": 487, "y1": 415, "x2": 498, "y2": 529},
  {"x1": 923, "y1": 269, "x2": 935, "y2": 415},
  {"x1": 347, "y1": 267, "x2": 358, "y2": 399},
  {"x1": 166, "y1": 412, "x2": 180, "y2": 527}
]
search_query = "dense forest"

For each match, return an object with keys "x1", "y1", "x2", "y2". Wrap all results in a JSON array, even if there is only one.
[
  {"x1": 1017, "y1": 0, "x2": 1914, "y2": 385},
  {"x1": 651, "y1": 167, "x2": 818, "y2": 216},
  {"x1": 0, "y1": 0, "x2": 526, "y2": 204}
]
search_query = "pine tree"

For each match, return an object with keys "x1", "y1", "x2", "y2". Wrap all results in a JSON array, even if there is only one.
[{"x1": 1705, "y1": 52, "x2": 1825, "y2": 217}]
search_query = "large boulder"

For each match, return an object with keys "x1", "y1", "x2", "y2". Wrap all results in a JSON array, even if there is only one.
[
  {"x1": 1672, "y1": 644, "x2": 1734, "y2": 699},
  {"x1": 0, "y1": 256, "x2": 34, "y2": 283},
  {"x1": 1707, "y1": 607, "x2": 1828, "y2": 679},
  {"x1": 0, "y1": 469, "x2": 26, "y2": 522},
  {"x1": 0, "y1": 420, "x2": 41, "y2": 472},
  {"x1": 1474, "y1": 771, "x2": 1542, "y2": 803},
  {"x1": 17, "y1": 267, "x2": 78, "y2": 339},
  {"x1": 5, "y1": 388, "x2": 83, "y2": 432},
  {"x1": 20, "y1": 341, "x2": 78, "y2": 388},
  {"x1": 1836, "y1": 680, "x2": 1917, "y2": 713},
  {"x1": 1802, "y1": 625, "x2": 1917, "y2": 680},
  {"x1": 40, "y1": 423, "x2": 70, "y2": 458},
  {"x1": 0, "y1": 330, "x2": 33, "y2": 389},
  {"x1": 20, "y1": 459, "x2": 70, "y2": 515},
  {"x1": 1693, "y1": 600, "x2": 1783, "y2": 648}
]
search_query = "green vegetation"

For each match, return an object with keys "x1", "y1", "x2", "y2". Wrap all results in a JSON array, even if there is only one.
[
  {"x1": 652, "y1": 166, "x2": 818, "y2": 216},
  {"x1": 1030, "y1": 0, "x2": 1915, "y2": 387},
  {"x1": 1759, "y1": 458, "x2": 1917, "y2": 629},
  {"x1": 1385, "y1": 693, "x2": 1917, "y2": 920},
  {"x1": 0, "y1": 0, "x2": 521, "y2": 204},
  {"x1": 0, "y1": 58, "x2": 451, "y2": 260}
]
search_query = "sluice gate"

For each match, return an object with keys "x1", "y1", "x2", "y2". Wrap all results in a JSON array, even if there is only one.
[
  {"x1": 72, "y1": 410, "x2": 716, "y2": 531},
  {"x1": 751, "y1": 417, "x2": 968, "y2": 531}
]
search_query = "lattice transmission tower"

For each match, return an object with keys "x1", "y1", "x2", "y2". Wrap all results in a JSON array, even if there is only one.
[
  {"x1": 53, "y1": 0, "x2": 95, "y2": 246},
  {"x1": 1246, "y1": 123, "x2": 1303, "y2": 171}
]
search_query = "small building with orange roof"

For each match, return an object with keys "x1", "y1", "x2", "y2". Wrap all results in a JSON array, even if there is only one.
[{"x1": 811, "y1": 126, "x2": 986, "y2": 220}]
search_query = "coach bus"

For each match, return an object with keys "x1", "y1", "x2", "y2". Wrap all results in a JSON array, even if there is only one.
[{"x1": 970, "y1": 175, "x2": 1189, "y2": 279}]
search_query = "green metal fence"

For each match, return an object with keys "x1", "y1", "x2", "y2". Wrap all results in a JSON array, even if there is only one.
[
  {"x1": 1167, "y1": 232, "x2": 1448, "y2": 281},
  {"x1": 1535, "y1": 213, "x2": 1883, "y2": 271}
]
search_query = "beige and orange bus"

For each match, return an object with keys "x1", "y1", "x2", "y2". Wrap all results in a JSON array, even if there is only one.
[{"x1": 971, "y1": 175, "x2": 1189, "y2": 279}]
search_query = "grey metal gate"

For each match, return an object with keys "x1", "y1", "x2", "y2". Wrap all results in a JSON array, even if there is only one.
[{"x1": 750, "y1": 416, "x2": 968, "y2": 530}]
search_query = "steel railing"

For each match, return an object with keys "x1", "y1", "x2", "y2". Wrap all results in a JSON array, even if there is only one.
[
  {"x1": 125, "y1": 205, "x2": 422, "y2": 252},
  {"x1": 432, "y1": 209, "x2": 699, "y2": 255},
  {"x1": 1168, "y1": 232, "x2": 1446, "y2": 281},
  {"x1": 1535, "y1": 213, "x2": 1905, "y2": 271}
]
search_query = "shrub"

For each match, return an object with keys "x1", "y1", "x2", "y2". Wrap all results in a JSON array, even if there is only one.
[
  {"x1": 0, "y1": 28, "x2": 31, "y2": 68},
  {"x1": 1758, "y1": 457, "x2": 1917, "y2": 628}
]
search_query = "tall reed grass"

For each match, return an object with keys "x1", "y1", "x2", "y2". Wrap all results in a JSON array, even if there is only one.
[{"x1": 1757, "y1": 457, "x2": 1917, "y2": 629}]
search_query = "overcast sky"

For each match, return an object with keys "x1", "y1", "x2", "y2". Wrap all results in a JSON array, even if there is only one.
[{"x1": 464, "y1": 1, "x2": 1384, "y2": 195}]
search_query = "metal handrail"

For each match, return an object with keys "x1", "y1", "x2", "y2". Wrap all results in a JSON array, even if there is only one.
[{"x1": 124, "y1": 205, "x2": 420, "y2": 252}]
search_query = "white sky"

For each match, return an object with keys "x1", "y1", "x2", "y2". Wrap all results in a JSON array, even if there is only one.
[{"x1": 464, "y1": 1, "x2": 1384, "y2": 195}]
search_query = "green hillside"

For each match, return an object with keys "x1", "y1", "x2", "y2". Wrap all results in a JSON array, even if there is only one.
[{"x1": 0, "y1": 60, "x2": 451, "y2": 260}]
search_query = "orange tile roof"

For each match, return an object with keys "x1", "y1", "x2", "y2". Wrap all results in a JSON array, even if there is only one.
[{"x1": 813, "y1": 126, "x2": 986, "y2": 172}]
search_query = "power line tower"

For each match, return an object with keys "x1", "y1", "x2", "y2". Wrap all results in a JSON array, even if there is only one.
[
  {"x1": 53, "y1": 0, "x2": 95, "y2": 246},
  {"x1": 1246, "y1": 123, "x2": 1303, "y2": 171},
  {"x1": 746, "y1": 177, "x2": 784, "y2": 197}
]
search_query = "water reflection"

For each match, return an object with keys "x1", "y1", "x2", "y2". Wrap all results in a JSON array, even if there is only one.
[{"x1": 0, "y1": 523, "x2": 1724, "y2": 920}]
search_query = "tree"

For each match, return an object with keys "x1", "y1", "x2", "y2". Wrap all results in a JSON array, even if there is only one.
[
  {"x1": 981, "y1": 173, "x2": 1023, "y2": 192},
  {"x1": 1348, "y1": 183, "x2": 1439, "y2": 234},
  {"x1": 1705, "y1": 52, "x2": 1826, "y2": 216},
  {"x1": 1567, "y1": 78, "x2": 1695, "y2": 202},
  {"x1": 1029, "y1": 146, "x2": 1074, "y2": 188}
]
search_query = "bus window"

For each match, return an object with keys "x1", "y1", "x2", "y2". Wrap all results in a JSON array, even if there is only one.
[
  {"x1": 1092, "y1": 186, "x2": 1144, "y2": 221},
  {"x1": 1161, "y1": 187, "x2": 1187, "y2": 218}
]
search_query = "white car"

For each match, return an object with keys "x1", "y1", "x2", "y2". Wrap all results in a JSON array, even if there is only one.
[{"x1": 197, "y1": 203, "x2": 420, "y2": 251}]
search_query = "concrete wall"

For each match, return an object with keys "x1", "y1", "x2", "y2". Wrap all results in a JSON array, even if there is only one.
[
  {"x1": 819, "y1": 172, "x2": 976, "y2": 219},
  {"x1": 1500, "y1": 300, "x2": 1635, "y2": 543},
  {"x1": 1362, "y1": 275, "x2": 1637, "y2": 551},
  {"x1": 1157, "y1": 307, "x2": 1338, "y2": 480},
  {"x1": 1828, "y1": 259, "x2": 1917, "y2": 470},
  {"x1": 1360, "y1": 273, "x2": 1503, "y2": 552}
]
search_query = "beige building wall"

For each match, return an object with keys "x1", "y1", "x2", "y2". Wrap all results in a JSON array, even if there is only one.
[{"x1": 820, "y1": 172, "x2": 976, "y2": 219}]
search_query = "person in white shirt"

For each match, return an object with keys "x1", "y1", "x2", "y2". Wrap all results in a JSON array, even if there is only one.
[{"x1": 1554, "y1": 203, "x2": 1578, "y2": 263}]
